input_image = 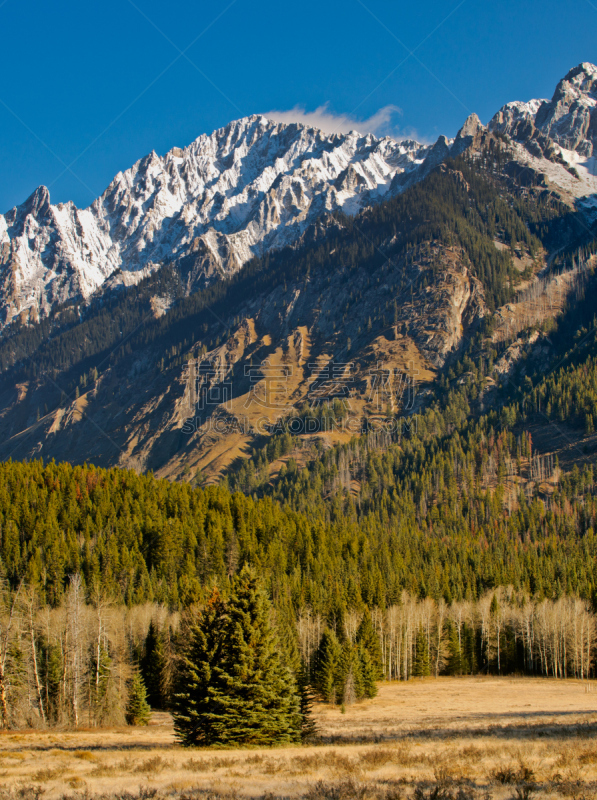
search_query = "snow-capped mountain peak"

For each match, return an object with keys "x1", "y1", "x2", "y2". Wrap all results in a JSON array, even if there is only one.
[
  {"x1": 0, "y1": 115, "x2": 434, "y2": 328},
  {"x1": 490, "y1": 62, "x2": 597, "y2": 157},
  {"x1": 3, "y1": 64, "x2": 597, "y2": 332}
]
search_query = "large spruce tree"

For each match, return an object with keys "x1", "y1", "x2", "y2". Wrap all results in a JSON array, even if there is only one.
[
  {"x1": 173, "y1": 570, "x2": 302, "y2": 746},
  {"x1": 206, "y1": 568, "x2": 301, "y2": 745},
  {"x1": 312, "y1": 629, "x2": 342, "y2": 703},
  {"x1": 173, "y1": 588, "x2": 226, "y2": 746}
]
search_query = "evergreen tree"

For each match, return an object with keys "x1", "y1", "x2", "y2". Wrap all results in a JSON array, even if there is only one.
[
  {"x1": 312, "y1": 629, "x2": 342, "y2": 703},
  {"x1": 445, "y1": 623, "x2": 463, "y2": 676},
  {"x1": 205, "y1": 568, "x2": 301, "y2": 745},
  {"x1": 297, "y1": 663, "x2": 318, "y2": 742},
  {"x1": 141, "y1": 620, "x2": 168, "y2": 709},
  {"x1": 490, "y1": 594, "x2": 499, "y2": 617},
  {"x1": 173, "y1": 588, "x2": 226, "y2": 746},
  {"x1": 356, "y1": 608, "x2": 384, "y2": 680},
  {"x1": 413, "y1": 626, "x2": 431, "y2": 677},
  {"x1": 39, "y1": 637, "x2": 62, "y2": 723},
  {"x1": 125, "y1": 670, "x2": 151, "y2": 726},
  {"x1": 358, "y1": 644, "x2": 378, "y2": 698},
  {"x1": 339, "y1": 642, "x2": 363, "y2": 705},
  {"x1": 174, "y1": 570, "x2": 301, "y2": 746},
  {"x1": 462, "y1": 625, "x2": 478, "y2": 675},
  {"x1": 276, "y1": 595, "x2": 302, "y2": 674}
]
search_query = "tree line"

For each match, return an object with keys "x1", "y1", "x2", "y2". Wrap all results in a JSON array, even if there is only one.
[
  {"x1": 1, "y1": 455, "x2": 596, "y2": 612},
  {"x1": 0, "y1": 573, "x2": 594, "y2": 731}
]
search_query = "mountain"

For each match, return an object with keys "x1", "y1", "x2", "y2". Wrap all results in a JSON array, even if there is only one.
[
  {"x1": 490, "y1": 62, "x2": 597, "y2": 157},
  {"x1": 488, "y1": 62, "x2": 597, "y2": 213},
  {"x1": 0, "y1": 64, "x2": 596, "y2": 485},
  {"x1": 2, "y1": 65, "x2": 597, "y2": 719},
  {"x1": 0, "y1": 116, "x2": 437, "y2": 329},
  {"x1": 3, "y1": 64, "x2": 597, "y2": 335}
]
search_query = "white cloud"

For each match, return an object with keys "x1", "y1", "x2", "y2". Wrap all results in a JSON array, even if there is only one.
[{"x1": 263, "y1": 103, "x2": 417, "y2": 140}]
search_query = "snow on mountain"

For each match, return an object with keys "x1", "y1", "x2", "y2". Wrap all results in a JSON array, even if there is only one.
[
  {"x1": 490, "y1": 63, "x2": 597, "y2": 154},
  {"x1": 535, "y1": 63, "x2": 597, "y2": 155},
  {"x1": 3, "y1": 64, "x2": 597, "y2": 333},
  {"x1": 488, "y1": 63, "x2": 597, "y2": 201},
  {"x1": 0, "y1": 116, "x2": 434, "y2": 329}
]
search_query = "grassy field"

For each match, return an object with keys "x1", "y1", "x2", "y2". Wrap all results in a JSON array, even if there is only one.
[{"x1": 0, "y1": 676, "x2": 596, "y2": 800}]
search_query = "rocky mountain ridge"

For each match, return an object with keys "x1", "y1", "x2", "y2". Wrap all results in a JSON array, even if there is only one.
[
  {"x1": 489, "y1": 63, "x2": 597, "y2": 157},
  {"x1": 0, "y1": 116, "x2": 435, "y2": 329},
  {"x1": 3, "y1": 62, "x2": 597, "y2": 334}
]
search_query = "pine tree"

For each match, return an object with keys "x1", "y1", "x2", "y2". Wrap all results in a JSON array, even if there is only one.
[
  {"x1": 141, "y1": 620, "x2": 168, "y2": 709},
  {"x1": 356, "y1": 608, "x2": 384, "y2": 680},
  {"x1": 39, "y1": 637, "x2": 62, "y2": 723},
  {"x1": 339, "y1": 641, "x2": 361, "y2": 705},
  {"x1": 445, "y1": 623, "x2": 463, "y2": 676},
  {"x1": 490, "y1": 594, "x2": 499, "y2": 617},
  {"x1": 125, "y1": 670, "x2": 151, "y2": 726},
  {"x1": 276, "y1": 594, "x2": 302, "y2": 674},
  {"x1": 312, "y1": 629, "x2": 342, "y2": 703},
  {"x1": 297, "y1": 663, "x2": 318, "y2": 742},
  {"x1": 413, "y1": 626, "x2": 431, "y2": 677},
  {"x1": 358, "y1": 644, "x2": 378, "y2": 699},
  {"x1": 173, "y1": 588, "x2": 226, "y2": 746},
  {"x1": 204, "y1": 568, "x2": 301, "y2": 746},
  {"x1": 462, "y1": 624, "x2": 478, "y2": 675}
]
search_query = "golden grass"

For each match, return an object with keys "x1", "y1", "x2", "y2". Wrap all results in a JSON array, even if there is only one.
[{"x1": 0, "y1": 677, "x2": 596, "y2": 799}]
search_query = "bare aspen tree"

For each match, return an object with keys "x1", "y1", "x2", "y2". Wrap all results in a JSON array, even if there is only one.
[
  {"x1": 89, "y1": 582, "x2": 114, "y2": 725},
  {"x1": 477, "y1": 595, "x2": 492, "y2": 673},
  {"x1": 535, "y1": 600, "x2": 550, "y2": 676},
  {"x1": 297, "y1": 607, "x2": 324, "y2": 670},
  {"x1": 518, "y1": 595, "x2": 535, "y2": 673},
  {"x1": 60, "y1": 612, "x2": 69, "y2": 722},
  {"x1": 66, "y1": 574, "x2": 84, "y2": 728},
  {"x1": 490, "y1": 588, "x2": 511, "y2": 675},
  {"x1": 380, "y1": 606, "x2": 393, "y2": 680},
  {"x1": 343, "y1": 609, "x2": 362, "y2": 643},
  {"x1": 402, "y1": 592, "x2": 417, "y2": 681},
  {"x1": 420, "y1": 597, "x2": 434, "y2": 670},
  {"x1": 585, "y1": 604, "x2": 596, "y2": 679},
  {"x1": 379, "y1": 605, "x2": 398, "y2": 680},
  {"x1": 434, "y1": 598, "x2": 449, "y2": 676},
  {"x1": 371, "y1": 606, "x2": 386, "y2": 678},
  {"x1": 24, "y1": 587, "x2": 45, "y2": 725}
]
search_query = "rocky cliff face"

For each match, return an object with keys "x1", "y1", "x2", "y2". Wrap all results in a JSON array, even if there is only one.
[
  {"x1": 536, "y1": 63, "x2": 597, "y2": 156},
  {"x1": 0, "y1": 236, "x2": 484, "y2": 479},
  {"x1": 489, "y1": 63, "x2": 597, "y2": 158}
]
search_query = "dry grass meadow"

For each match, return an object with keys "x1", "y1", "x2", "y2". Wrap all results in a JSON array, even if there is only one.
[{"x1": 0, "y1": 677, "x2": 596, "y2": 800}]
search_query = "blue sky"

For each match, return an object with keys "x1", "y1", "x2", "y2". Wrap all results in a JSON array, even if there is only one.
[{"x1": 0, "y1": 0, "x2": 595, "y2": 212}]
